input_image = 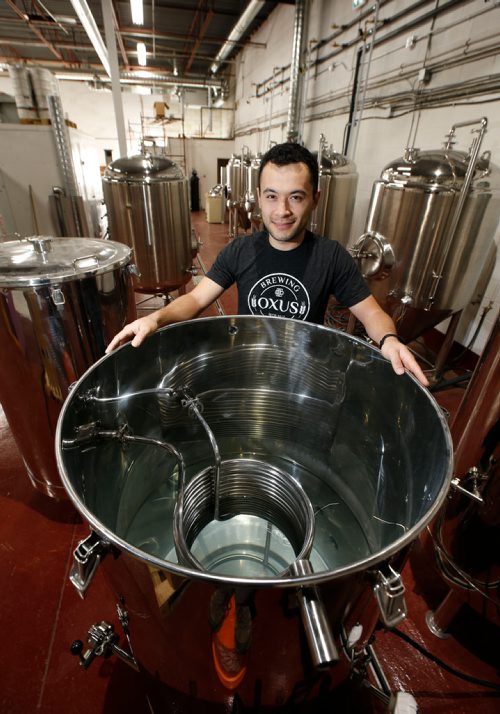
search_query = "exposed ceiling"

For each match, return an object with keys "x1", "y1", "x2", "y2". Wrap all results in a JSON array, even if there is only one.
[{"x1": 0, "y1": 1, "x2": 281, "y2": 90}]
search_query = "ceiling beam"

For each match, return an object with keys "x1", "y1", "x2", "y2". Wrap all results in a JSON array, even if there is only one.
[
  {"x1": 69, "y1": 0, "x2": 111, "y2": 76},
  {"x1": 182, "y1": 1, "x2": 214, "y2": 74},
  {"x1": 5, "y1": 0, "x2": 70, "y2": 66}
]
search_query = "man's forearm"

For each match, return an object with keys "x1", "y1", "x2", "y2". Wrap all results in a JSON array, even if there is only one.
[
  {"x1": 350, "y1": 296, "x2": 399, "y2": 345},
  {"x1": 150, "y1": 292, "x2": 206, "y2": 329}
]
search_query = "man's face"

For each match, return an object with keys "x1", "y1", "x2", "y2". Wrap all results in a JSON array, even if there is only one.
[{"x1": 258, "y1": 161, "x2": 319, "y2": 250}]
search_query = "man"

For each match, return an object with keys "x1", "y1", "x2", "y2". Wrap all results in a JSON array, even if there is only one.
[{"x1": 107, "y1": 142, "x2": 428, "y2": 387}]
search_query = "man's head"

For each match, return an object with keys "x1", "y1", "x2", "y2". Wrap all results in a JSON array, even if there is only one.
[
  {"x1": 258, "y1": 142, "x2": 319, "y2": 195},
  {"x1": 257, "y1": 142, "x2": 320, "y2": 249}
]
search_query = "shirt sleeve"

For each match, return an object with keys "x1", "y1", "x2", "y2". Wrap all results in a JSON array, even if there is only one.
[
  {"x1": 331, "y1": 243, "x2": 371, "y2": 307},
  {"x1": 205, "y1": 242, "x2": 237, "y2": 289}
]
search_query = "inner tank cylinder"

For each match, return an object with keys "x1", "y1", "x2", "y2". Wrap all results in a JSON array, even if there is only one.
[{"x1": 103, "y1": 153, "x2": 194, "y2": 293}]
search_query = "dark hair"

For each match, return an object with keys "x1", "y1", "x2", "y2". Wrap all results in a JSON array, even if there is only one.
[{"x1": 258, "y1": 142, "x2": 319, "y2": 194}]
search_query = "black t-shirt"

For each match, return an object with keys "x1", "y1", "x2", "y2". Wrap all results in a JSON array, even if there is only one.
[{"x1": 206, "y1": 230, "x2": 371, "y2": 324}]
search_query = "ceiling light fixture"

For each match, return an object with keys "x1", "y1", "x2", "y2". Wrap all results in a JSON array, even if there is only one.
[
  {"x1": 137, "y1": 42, "x2": 147, "y2": 67},
  {"x1": 69, "y1": 0, "x2": 110, "y2": 76},
  {"x1": 130, "y1": 0, "x2": 144, "y2": 26}
]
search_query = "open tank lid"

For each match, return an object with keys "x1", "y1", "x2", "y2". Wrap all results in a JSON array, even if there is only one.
[
  {"x1": 380, "y1": 148, "x2": 491, "y2": 187},
  {"x1": 0, "y1": 236, "x2": 132, "y2": 287},
  {"x1": 103, "y1": 153, "x2": 185, "y2": 183}
]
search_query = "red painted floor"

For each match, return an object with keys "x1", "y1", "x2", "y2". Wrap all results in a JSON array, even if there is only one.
[{"x1": 0, "y1": 213, "x2": 498, "y2": 713}]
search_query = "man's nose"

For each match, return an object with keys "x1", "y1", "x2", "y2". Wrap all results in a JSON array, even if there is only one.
[{"x1": 276, "y1": 197, "x2": 291, "y2": 213}]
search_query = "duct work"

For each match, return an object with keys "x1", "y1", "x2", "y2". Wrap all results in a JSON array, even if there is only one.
[{"x1": 210, "y1": 0, "x2": 266, "y2": 75}]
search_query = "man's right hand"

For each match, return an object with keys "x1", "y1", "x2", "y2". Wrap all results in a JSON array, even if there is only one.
[
  {"x1": 105, "y1": 277, "x2": 225, "y2": 354},
  {"x1": 105, "y1": 315, "x2": 160, "y2": 353}
]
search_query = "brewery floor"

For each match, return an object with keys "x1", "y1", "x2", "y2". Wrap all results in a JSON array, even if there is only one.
[{"x1": 0, "y1": 213, "x2": 498, "y2": 714}]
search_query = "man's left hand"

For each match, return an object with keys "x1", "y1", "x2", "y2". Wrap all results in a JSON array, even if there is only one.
[{"x1": 380, "y1": 337, "x2": 430, "y2": 387}]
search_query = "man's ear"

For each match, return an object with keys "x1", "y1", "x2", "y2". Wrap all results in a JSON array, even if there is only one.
[{"x1": 257, "y1": 187, "x2": 261, "y2": 206}]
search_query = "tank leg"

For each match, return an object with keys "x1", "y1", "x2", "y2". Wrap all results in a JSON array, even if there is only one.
[
  {"x1": 346, "y1": 310, "x2": 357, "y2": 335},
  {"x1": 425, "y1": 588, "x2": 463, "y2": 638},
  {"x1": 433, "y1": 310, "x2": 462, "y2": 378}
]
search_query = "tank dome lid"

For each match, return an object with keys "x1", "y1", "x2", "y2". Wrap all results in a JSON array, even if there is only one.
[
  {"x1": 0, "y1": 236, "x2": 131, "y2": 287},
  {"x1": 379, "y1": 149, "x2": 489, "y2": 187},
  {"x1": 103, "y1": 153, "x2": 185, "y2": 183}
]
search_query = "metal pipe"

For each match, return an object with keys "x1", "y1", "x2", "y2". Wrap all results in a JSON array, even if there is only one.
[
  {"x1": 286, "y1": 0, "x2": 309, "y2": 143},
  {"x1": 290, "y1": 559, "x2": 339, "y2": 668},
  {"x1": 426, "y1": 117, "x2": 488, "y2": 310}
]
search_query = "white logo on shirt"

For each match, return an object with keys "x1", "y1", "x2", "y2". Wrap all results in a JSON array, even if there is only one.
[{"x1": 247, "y1": 273, "x2": 310, "y2": 320}]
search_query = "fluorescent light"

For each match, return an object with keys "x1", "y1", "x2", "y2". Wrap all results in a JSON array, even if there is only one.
[
  {"x1": 53, "y1": 15, "x2": 78, "y2": 25},
  {"x1": 137, "y1": 42, "x2": 147, "y2": 67},
  {"x1": 130, "y1": 0, "x2": 144, "y2": 25},
  {"x1": 55, "y1": 72, "x2": 95, "y2": 81}
]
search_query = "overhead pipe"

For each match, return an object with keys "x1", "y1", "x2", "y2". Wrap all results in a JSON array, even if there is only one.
[
  {"x1": 210, "y1": 0, "x2": 266, "y2": 74},
  {"x1": 120, "y1": 71, "x2": 224, "y2": 91},
  {"x1": 286, "y1": 0, "x2": 310, "y2": 144}
]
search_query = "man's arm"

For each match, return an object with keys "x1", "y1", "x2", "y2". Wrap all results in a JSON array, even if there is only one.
[
  {"x1": 349, "y1": 295, "x2": 429, "y2": 387},
  {"x1": 106, "y1": 277, "x2": 225, "y2": 352}
]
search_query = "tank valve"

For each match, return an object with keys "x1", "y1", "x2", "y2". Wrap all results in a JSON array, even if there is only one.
[{"x1": 70, "y1": 621, "x2": 138, "y2": 671}]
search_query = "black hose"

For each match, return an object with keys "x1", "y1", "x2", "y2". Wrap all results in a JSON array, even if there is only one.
[
  {"x1": 430, "y1": 372, "x2": 471, "y2": 392},
  {"x1": 388, "y1": 627, "x2": 500, "y2": 691},
  {"x1": 448, "y1": 306, "x2": 490, "y2": 367},
  {"x1": 342, "y1": 46, "x2": 363, "y2": 156}
]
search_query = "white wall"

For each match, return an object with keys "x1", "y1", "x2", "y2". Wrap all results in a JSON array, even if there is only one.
[{"x1": 178, "y1": 137, "x2": 234, "y2": 209}]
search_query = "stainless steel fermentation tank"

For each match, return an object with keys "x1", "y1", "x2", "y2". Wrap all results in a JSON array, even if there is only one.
[
  {"x1": 312, "y1": 134, "x2": 358, "y2": 247},
  {"x1": 0, "y1": 236, "x2": 136, "y2": 498},
  {"x1": 102, "y1": 153, "x2": 195, "y2": 293},
  {"x1": 57, "y1": 316, "x2": 452, "y2": 710},
  {"x1": 352, "y1": 118, "x2": 498, "y2": 341},
  {"x1": 225, "y1": 150, "x2": 261, "y2": 237}
]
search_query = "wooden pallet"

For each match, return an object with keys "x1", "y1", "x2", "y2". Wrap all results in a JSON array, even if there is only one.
[{"x1": 19, "y1": 118, "x2": 77, "y2": 128}]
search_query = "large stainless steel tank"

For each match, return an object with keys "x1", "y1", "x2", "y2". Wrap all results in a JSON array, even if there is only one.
[
  {"x1": 56, "y1": 316, "x2": 452, "y2": 709},
  {"x1": 244, "y1": 154, "x2": 262, "y2": 224},
  {"x1": 351, "y1": 119, "x2": 498, "y2": 340},
  {"x1": 311, "y1": 135, "x2": 358, "y2": 247},
  {"x1": 102, "y1": 153, "x2": 193, "y2": 293},
  {"x1": 225, "y1": 151, "x2": 255, "y2": 237},
  {"x1": 0, "y1": 236, "x2": 136, "y2": 498},
  {"x1": 225, "y1": 153, "x2": 248, "y2": 209}
]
